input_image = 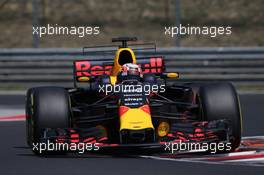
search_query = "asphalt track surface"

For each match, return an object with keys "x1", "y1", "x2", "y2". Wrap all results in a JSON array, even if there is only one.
[{"x1": 0, "y1": 93, "x2": 264, "y2": 175}]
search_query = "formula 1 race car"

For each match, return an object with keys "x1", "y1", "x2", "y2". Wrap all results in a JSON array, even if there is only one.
[{"x1": 26, "y1": 37, "x2": 242, "y2": 154}]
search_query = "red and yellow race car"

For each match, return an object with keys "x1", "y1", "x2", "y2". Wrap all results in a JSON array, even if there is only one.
[{"x1": 26, "y1": 37, "x2": 242, "y2": 154}]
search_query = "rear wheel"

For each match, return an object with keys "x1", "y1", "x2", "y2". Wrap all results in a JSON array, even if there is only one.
[
  {"x1": 26, "y1": 87, "x2": 71, "y2": 154},
  {"x1": 198, "y1": 83, "x2": 242, "y2": 151}
]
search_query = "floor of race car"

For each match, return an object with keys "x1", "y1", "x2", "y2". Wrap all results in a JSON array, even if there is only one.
[{"x1": 0, "y1": 93, "x2": 263, "y2": 175}]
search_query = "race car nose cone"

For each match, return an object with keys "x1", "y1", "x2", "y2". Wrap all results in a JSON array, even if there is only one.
[{"x1": 120, "y1": 128, "x2": 154, "y2": 144}]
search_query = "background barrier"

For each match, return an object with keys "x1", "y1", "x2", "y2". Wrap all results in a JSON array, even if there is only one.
[{"x1": 0, "y1": 47, "x2": 264, "y2": 88}]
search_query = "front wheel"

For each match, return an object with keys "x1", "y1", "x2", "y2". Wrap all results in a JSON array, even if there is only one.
[
  {"x1": 198, "y1": 83, "x2": 242, "y2": 151},
  {"x1": 26, "y1": 87, "x2": 71, "y2": 154}
]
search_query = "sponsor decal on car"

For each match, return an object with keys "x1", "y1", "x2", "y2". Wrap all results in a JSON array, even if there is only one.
[{"x1": 75, "y1": 57, "x2": 164, "y2": 79}]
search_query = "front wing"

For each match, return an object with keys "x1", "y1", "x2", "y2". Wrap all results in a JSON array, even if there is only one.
[{"x1": 38, "y1": 119, "x2": 232, "y2": 153}]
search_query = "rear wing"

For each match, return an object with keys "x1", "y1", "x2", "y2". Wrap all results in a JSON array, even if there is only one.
[
  {"x1": 82, "y1": 43, "x2": 156, "y2": 55},
  {"x1": 73, "y1": 57, "x2": 165, "y2": 86}
]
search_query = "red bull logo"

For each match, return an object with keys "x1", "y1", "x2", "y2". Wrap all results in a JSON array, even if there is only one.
[{"x1": 75, "y1": 57, "x2": 164, "y2": 79}]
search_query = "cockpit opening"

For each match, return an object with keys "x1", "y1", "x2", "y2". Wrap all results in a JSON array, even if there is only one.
[{"x1": 118, "y1": 50, "x2": 134, "y2": 65}]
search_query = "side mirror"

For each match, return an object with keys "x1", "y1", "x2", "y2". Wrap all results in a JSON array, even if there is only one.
[
  {"x1": 162, "y1": 72, "x2": 179, "y2": 79},
  {"x1": 77, "y1": 76, "x2": 90, "y2": 82}
]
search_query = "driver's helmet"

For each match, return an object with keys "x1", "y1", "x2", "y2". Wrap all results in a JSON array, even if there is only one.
[{"x1": 118, "y1": 63, "x2": 143, "y2": 82}]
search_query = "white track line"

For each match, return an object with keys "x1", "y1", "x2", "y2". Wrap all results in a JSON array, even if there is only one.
[
  {"x1": 140, "y1": 155, "x2": 264, "y2": 167},
  {"x1": 140, "y1": 137, "x2": 264, "y2": 167},
  {"x1": 224, "y1": 157, "x2": 264, "y2": 162},
  {"x1": 242, "y1": 136, "x2": 264, "y2": 139}
]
